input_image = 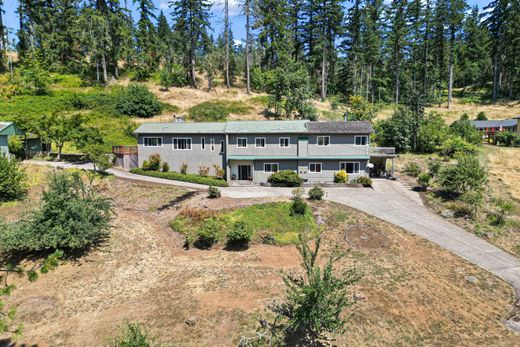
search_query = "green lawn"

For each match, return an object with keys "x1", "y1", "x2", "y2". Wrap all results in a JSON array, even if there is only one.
[{"x1": 170, "y1": 201, "x2": 319, "y2": 247}]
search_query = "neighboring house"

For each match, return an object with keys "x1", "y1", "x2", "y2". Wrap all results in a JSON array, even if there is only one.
[
  {"x1": 134, "y1": 120, "x2": 396, "y2": 184},
  {"x1": 0, "y1": 122, "x2": 25, "y2": 158},
  {"x1": 471, "y1": 117, "x2": 520, "y2": 142}
]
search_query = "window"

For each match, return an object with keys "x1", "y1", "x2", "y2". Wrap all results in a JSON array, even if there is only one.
[
  {"x1": 201, "y1": 137, "x2": 206, "y2": 150},
  {"x1": 255, "y1": 137, "x2": 266, "y2": 148},
  {"x1": 264, "y1": 163, "x2": 279, "y2": 173},
  {"x1": 220, "y1": 140, "x2": 225, "y2": 153},
  {"x1": 173, "y1": 138, "x2": 192, "y2": 150},
  {"x1": 309, "y1": 163, "x2": 322, "y2": 173},
  {"x1": 340, "y1": 162, "x2": 360, "y2": 174},
  {"x1": 143, "y1": 137, "x2": 162, "y2": 147},
  {"x1": 279, "y1": 137, "x2": 290, "y2": 148},
  {"x1": 210, "y1": 139, "x2": 215, "y2": 152},
  {"x1": 237, "y1": 138, "x2": 248, "y2": 148},
  {"x1": 355, "y1": 135, "x2": 368, "y2": 146},
  {"x1": 317, "y1": 136, "x2": 330, "y2": 146}
]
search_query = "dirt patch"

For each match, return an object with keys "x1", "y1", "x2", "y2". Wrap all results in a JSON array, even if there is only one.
[{"x1": 345, "y1": 224, "x2": 392, "y2": 253}]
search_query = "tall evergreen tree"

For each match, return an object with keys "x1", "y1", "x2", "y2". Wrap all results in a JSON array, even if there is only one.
[
  {"x1": 446, "y1": 0, "x2": 467, "y2": 109},
  {"x1": 134, "y1": 0, "x2": 158, "y2": 73},
  {"x1": 0, "y1": 0, "x2": 6, "y2": 73},
  {"x1": 386, "y1": 0, "x2": 408, "y2": 104}
]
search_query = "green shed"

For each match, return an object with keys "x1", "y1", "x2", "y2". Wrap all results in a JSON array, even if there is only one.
[{"x1": 0, "y1": 122, "x2": 25, "y2": 158}]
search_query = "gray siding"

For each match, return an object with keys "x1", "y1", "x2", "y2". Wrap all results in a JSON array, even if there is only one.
[
  {"x1": 253, "y1": 160, "x2": 298, "y2": 182},
  {"x1": 306, "y1": 134, "x2": 369, "y2": 157},
  {"x1": 138, "y1": 134, "x2": 225, "y2": 175},
  {"x1": 299, "y1": 159, "x2": 369, "y2": 183},
  {"x1": 228, "y1": 134, "x2": 300, "y2": 157},
  {"x1": 0, "y1": 135, "x2": 9, "y2": 157}
]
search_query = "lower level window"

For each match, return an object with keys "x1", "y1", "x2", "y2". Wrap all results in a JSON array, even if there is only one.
[
  {"x1": 309, "y1": 163, "x2": 322, "y2": 173},
  {"x1": 264, "y1": 163, "x2": 279, "y2": 173},
  {"x1": 340, "y1": 162, "x2": 360, "y2": 174}
]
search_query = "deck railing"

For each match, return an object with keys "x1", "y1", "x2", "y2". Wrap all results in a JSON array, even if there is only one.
[
  {"x1": 369, "y1": 147, "x2": 396, "y2": 156},
  {"x1": 112, "y1": 146, "x2": 138, "y2": 155}
]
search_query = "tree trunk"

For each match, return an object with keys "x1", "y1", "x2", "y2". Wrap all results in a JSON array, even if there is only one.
[
  {"x1": 56, "y1": 144, "x2": 63, "y2": 161},
  {"x1": 101, "y1": 54, "x2": 108, "y2": 84},
  {"x1": 245, "y1": 0, "x2": 251, "y2": 94},
  {"x1": 321, "y1": 50, "x2": 326, "y2": 101},
  {"x1": 224, "y1": 0, "x2": 230, "y2": 88},
  {"x1": 96, "y1": 58, "x2": 100, "y2": 83},
  {"x1": 447, "y1": 42, "x2": 454, "y2": 110}
]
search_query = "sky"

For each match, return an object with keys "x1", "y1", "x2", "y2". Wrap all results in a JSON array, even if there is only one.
[{"x1": 1, "y1": 0, "x2": 492, "y2": 44}]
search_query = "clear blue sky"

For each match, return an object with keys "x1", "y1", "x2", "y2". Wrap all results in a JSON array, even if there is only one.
[{"x1": 2, "y1": 0, "x2": 492, "y2": 43}]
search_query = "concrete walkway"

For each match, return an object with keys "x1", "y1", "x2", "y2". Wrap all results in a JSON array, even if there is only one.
[{"x1": 27, "y1": 160, "x2": 520, "y2": 293}]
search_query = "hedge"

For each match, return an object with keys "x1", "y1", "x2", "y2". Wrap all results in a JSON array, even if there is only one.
[{"x1": 131, "y1": 168, "x2": 229, "y2": 187}]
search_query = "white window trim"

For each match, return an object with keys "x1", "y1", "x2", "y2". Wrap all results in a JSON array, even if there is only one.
[
  {"x1": 143, "y1": 137, "x2": 163, "y2": 147},
  {"x1": 279, "y1": 137, "x2": 290, "y2": 148},
  {"x1": 339, "y1": 161, "x2": 361, "y2": 174},
  {"x1": 172, "y1": 137, "x2": 192, "y2": 150},
  {"x1": 317, "y1": 136, "x2": 330, "y2": 147},
  {"x1": 210, "y1": 139, "x2": 215, "y2": 152},
  {"x1": 309, "y1": 162, "x2": 322, "y2": 173},
  {"x1": 264, "y1": 163, "x2": 279, "y2": 173},
  {"x1": 355, "y1": 135, "x2": 369, "y2": 146},
  {"x1": 201, "y1": 137, "x2": 206, "y2": 150},
  {"x1": 237, "y1": 137, "x2": 248, "y2": 148},
  {"x1": 255, "y1": 137, "x2": 266, "y2": 148}
]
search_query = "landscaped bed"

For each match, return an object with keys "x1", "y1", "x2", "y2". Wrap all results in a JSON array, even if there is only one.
[
  {"x1": 170, "y1": 201, "x2": 319, "y2": 246},
  {"x1": 130, "y1": 168, "x2": 229, "y2": 187}
]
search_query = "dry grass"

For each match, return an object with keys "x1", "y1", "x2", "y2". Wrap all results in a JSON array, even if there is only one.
[
  {"x1": 2, "y1": 174, "x2": 518, "y2": 346},
  {"x1": 484, "y1": 145, "x2": 520, "y2": 201}
]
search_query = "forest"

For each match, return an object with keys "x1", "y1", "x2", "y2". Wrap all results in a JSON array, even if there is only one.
[{"x1": 0, "y1": 0, "x2": 519, "y2": 115}]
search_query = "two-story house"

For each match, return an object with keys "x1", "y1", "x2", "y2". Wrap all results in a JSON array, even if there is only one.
[{"x1": 134, "y1": 120, "x2": 395, "y2": 184}]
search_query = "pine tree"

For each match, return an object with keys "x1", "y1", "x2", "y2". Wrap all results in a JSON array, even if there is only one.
[
  {"x1": 157, "y1": 10, "x2": 173, "y2": 65},
  {"x1": 255, "y1": 0, "x2": 291, "y2": 67},
  {"x1": 341, "y1": 0, "x2": 363, "y2": 96},
  {"x1": 386, "y1": 0, "x2": 409, "y2": 104},
  {"x1": 243, "y1": 0, "x2": 253, "y2": 93},
  {"x1": 446, "y1": 0, "x2": 467, "y2": 109},
  {"x1": 171, "y1": 0, "x2": 212, "y2": 88},
  {"x1": 0, "y1": 0, "x2": 6, "y2": 73}
]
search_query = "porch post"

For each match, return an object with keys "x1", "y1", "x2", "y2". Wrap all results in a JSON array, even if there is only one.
[
  {"x1": 391, "y1": 158, "x2": 395, "y2": 177},
  {"x1": 225, "y1": 134, "x2": 230, "y2": 181}
]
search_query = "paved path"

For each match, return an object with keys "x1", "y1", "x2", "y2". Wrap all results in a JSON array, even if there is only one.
[{"x1": 27, "y1": 160, "x2": 520, "y2": 293}]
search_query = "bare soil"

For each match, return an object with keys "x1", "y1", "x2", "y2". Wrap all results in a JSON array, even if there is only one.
[{"x1": 1, "y1": 170, "x2": 519, "y2": 346}]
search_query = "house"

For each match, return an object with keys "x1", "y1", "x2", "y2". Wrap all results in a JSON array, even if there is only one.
[
  {"x1": 134, "y1": 120, "x2": 396, "y2": 184},
  {"x1": 471, "y1": 117, "x2": 520, "y2": 142},
  {"x1": 0, "y1": 122, "x2": 25, "y2": 158}
]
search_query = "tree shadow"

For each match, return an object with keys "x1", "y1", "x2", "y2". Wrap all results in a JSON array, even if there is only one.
[
  {"x1": 0, "y1": 339, "x2": 38, "y2": 347},
  {"x1": 224, "y1": 242, "x2": 250, "y2": 252}
]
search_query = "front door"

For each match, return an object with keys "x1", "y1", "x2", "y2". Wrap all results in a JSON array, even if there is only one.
[{"x1": 238, "y1": 165, "x2": 252, "y2": 180}]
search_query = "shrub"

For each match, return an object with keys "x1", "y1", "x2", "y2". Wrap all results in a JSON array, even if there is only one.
[
  {"x1": 142, "y1": 154, "x2": 161, "y2": 171},
  {"x1": 428, "y1": 159, "x2": 442, "y2": 177},
  {"x1": 131, "y1": 168, "x2": 229, "y2": 187},
  {"x1": 308, "y1": 186, "x2": 324, "y2": 201},
  {"x1": 196, "y1": 219, "x2": 220, "y2": 248},
  {"x1": 115, "y1": 84, "x2": 163, "y2": 118},
  {"x1": 290, "y1": 197, "x2": 308, "y2": 216},
  {"x1": 8, "y1": 136, "x2": 24, "y2": 158},
  {"x1": 356, "y1": 176, "x2": 372, "y2": 187},
  {"x1": 180, "y1": 161, "x2": 188, "y2": 174},
  {"x1": 417, "y1": 173, "x2": 431, "y2": 190},
  {"x1": 268, "y1": 170, "x2": 302, "y2": 187},
  {"x1": 213, "y1": 164, "x2": 225, "y2": 179},
  {"x1": 334, "y1": 170, "x2": 349, "y2": 183},
  {"x1": 476, "y1": 112, "x2": 488, "y2": 120},
  {"x1": 403, "y1": 162, "x2": 421, "y2": 177},
  {"x1": 0, "y1": 172, "x2": 113, "y2": 255},
  {"x1": 438, "y1": 136, "x2": 478, "y2": 157},
  {"x1": 495, "y1": 131, "x2": 520, "y2": 147},
  {"x1": 460, "y1": 191, "x2": 483, "y2": 219},
  {"x1": 488, "y1": 199, "x2": 514, "y2": 226},
  {"x1": 188, "y1": 100, "x2": 251, "y2": 122},
  {"x1": 199, "y1": 166, "x2": 210, "y2": 177},
  {"x1": 374, "y1": 106, "x2": 415, "y2": 153},
  {"x1": 109, "y1": 323, "x2": 156, "y2": 347},
  {"x1": 417, "y1": 113, "x2": 448, "y2": 153},
  {"x1": 227, "y1": 221, "x2": 253, "y2": 246},
  {"x1": 0, "y1": 155, "x2": 27, "y2": 202},
  {"x1": 449, "y1": 116, "x2": 482, "y2": 145},
  {"x1": 208, "y1": 186, "x2": 221, "y2": 199},
  {"x1": 161, "y1": 162, "x2": 169, "y2": 172},
  {"x1": 437, "y1": 154, "x2": 487, "y2": 195}
]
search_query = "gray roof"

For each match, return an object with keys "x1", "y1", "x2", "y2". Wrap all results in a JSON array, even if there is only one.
[
  {"x1": 0, "y1": 122, "x2": 11, "y2": 131},
  {"x1": 135, "y1": 120, "x2": 373, "y2": 135},
  {"x1": 307, "y1": 121, "x2": 374, "y2": 134},
  {"x1": 471, "y1": 119, "x2": 517, "y2": 129}
]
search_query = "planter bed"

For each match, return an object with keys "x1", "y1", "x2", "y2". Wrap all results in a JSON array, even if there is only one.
[
  {"x1": 260, "y1": 182, "x2": 365, "y2": 188},
  {"x1": 131, "y1": 168, "x2": 229, "y2": 187}
]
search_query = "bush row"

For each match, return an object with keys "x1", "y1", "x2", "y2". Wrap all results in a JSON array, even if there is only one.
[{"x1": 131, "y1": 168, "x2": 229, "y2": 187}]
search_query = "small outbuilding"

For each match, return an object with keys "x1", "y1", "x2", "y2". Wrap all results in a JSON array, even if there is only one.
[{"x1": 0, "y1": 122, "x2": 25, "y2": 158}]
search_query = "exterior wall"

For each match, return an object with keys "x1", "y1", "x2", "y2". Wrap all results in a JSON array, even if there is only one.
[
  {"x1": 253, "y1": 160, "x2": 298, "y2": 183},
  {"x1": 298, "y1": 159, "x2": 368, "y2": 183},
  {"x1": 227, "y1": 134, "x2": 300, "y2": 157},
  {"x1": 307, "y1": 134, "x2": 369, "y2": 157},
  {"x1": 137, "y1": 134, "x2": 226, "y2": 175},
  {"x1": 0, "y1": 135, "x2": 9, "y2": 158}
]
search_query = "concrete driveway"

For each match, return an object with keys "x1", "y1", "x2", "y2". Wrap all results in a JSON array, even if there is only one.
[{"x1": 27, "y1": 160, "x2": 520, "y2": 293}]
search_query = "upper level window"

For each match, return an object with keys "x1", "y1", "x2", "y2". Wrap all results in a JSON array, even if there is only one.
[
  {"x1": 173, "y1": 138, "x2": 192, "y2": 150},
  {"x1": 255, "y1": 137, "x2": 266, "y2": 148},
  {"x1": 264, "y1": 163, "x2": 279, "y2": 173},
  {"x1": 279, "y1": 137, "x2": 290, "y2": 148},
  {"x1": 355, "y1": 135, "x2": 368, "y2": 146},
  {"x1": 317, "y1": 136, "x2": 330, "y2": 146},
  {"x1": 237, "y1": 138, "x2": 248, "y2": 148},
  {"x1": 220, "y1": 140, "x2": 225, "y2": 153},
  {"x1": 201, "y1": 137, "x2": 206, "y2": 150},
  {"x1": 210, "y1": 139, "x2": 215, "y2": 152},
  {"x1": 340, "y1": 162, "x2": 360, "y2": 174},
  {"x1": 143, "y1": 137, "x2": 162, "y2": 147},
  {"x1": 309, "y1": 163, "x2": 322, "y2": 173}
]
